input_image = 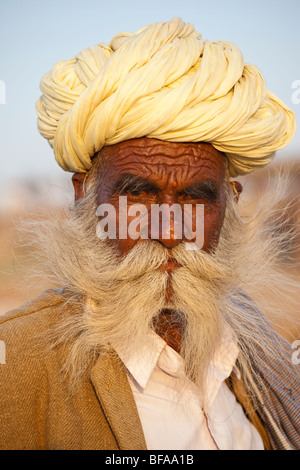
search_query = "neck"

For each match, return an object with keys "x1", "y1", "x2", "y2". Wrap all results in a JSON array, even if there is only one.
[{"x1": 152, "y1": 309, "x2": 184, "y2": 354}]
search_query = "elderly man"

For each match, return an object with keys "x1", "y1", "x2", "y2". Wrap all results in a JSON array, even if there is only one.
[{"x1": 0, "y1": 18, "x2": 299, "y2": 450}]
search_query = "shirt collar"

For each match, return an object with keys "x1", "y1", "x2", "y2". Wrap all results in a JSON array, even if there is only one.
[
  {"x1": 115, "y1": 329, "x2": 167, "y2": 389},
  {"x1": 204, "y1": 327, "x2": 240, "y2": 407},
  {"x1": 115, "y1": 326, "x2": 239, "y2": 391},
  {"x1": 208, "y1": 326, "x2": 240, "y2": 382}
]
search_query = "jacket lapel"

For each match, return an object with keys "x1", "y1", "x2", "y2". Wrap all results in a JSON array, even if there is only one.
[{"x1": 90, "y1": 351, "x2": 147, "y2": 450}]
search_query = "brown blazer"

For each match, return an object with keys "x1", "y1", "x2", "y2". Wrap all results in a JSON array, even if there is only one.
[{"x1": 0, "y1": 289, "x2": 272, "y2": 450}]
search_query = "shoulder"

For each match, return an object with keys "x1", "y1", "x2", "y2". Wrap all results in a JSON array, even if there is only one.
[
  {"x1": 0, "y1": 288, "x2": 78, "y2": 365},
  {"x1": 0, "y1": 287, "x2": 79, "y2": 399},
  {"x1": 0, "y1": 289, "x2": 78, "y2": 449},
  {"x1": 0, "y1": 287, "x2": 68, "y2": 325}
]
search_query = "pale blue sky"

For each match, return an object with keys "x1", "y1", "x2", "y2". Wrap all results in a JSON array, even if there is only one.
[{"x1": 0, "y1": 0, "x2": 299, "y2": 187}]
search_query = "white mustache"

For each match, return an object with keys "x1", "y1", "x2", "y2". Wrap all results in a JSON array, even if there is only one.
[{"x1": 111, "y1": 240, "x2": 230, "y2": 284}]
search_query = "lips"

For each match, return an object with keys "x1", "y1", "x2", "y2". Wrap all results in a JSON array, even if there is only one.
[{"x1": 160, "y1": 257, "x2": 181, "y2": 273}]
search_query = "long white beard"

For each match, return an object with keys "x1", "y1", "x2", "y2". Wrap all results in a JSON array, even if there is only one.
[{"x1": 80, "y1": 239, "x2": 231, "y2": 393}]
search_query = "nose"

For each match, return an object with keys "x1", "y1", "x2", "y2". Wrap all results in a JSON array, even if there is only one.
[
  {"x1": 149, "y1": 202, "x2": 183, "y2": 249},
  {"x1": 155, "y1": 236, "x2": 182, "y2": 249}
]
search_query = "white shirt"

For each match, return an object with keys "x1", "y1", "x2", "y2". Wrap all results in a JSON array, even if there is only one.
[{"x1": 116, "y1": 329, "x2": 264, "y2": 450}]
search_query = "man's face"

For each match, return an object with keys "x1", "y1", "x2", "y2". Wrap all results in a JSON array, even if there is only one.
[{"x1": 96, "y1": 137, "x2": 227, "y2": 260}]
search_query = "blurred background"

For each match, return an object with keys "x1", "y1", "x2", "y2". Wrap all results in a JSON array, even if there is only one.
[{"x1": 0, "y1": 0, "x2": 299, "y2": 341}]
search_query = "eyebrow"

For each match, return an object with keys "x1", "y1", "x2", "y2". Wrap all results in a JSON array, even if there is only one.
[
  {"x1": 113, "y1": 174, "x2": 159, "y2": 195},
  {"x1": 178, "y1": 179, "x2": 219, "y2": 201}
]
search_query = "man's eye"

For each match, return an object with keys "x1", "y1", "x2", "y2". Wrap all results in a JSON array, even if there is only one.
[
  {"x1": 121, "y1": 187, "x2": 157, "y2": 197},
  {"x1": 124, "y1": 189, "x2": 143, "y2": 196},
  {"x1": 181, "y1": 190, "x2": 218, "y2": 202},
  {"x1": 128, "y1": 189, "x2": 142, "y2": 196},
  {"x1": 182, "y1": 193, "x2": 212, "y2": 201}
]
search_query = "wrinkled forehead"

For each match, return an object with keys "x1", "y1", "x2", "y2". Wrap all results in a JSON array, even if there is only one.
[{"x1": 93, "y1": 138, "x2": 227, "y2": 189}]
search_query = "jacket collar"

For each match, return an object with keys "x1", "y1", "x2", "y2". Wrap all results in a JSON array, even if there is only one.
[{"x1": 90, "y1": 351, "x2": 147, "y2": 450}]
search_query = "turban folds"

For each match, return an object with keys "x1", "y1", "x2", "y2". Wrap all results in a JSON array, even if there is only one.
[{"x1": 36, "y1": 18, "x2": 295, "y2": 177}]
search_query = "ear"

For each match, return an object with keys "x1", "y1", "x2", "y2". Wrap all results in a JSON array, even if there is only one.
[
  {"x1": 230, "y1": 181, "x2": 243, "y2": 203},
  {"x1": 72, "y1": 172, "x2": 88, "y2": 201}
]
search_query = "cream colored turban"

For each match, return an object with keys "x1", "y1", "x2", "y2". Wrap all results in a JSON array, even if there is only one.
[{"x1": 36, "y1": 17, "x2": 295, "y2": 177}]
